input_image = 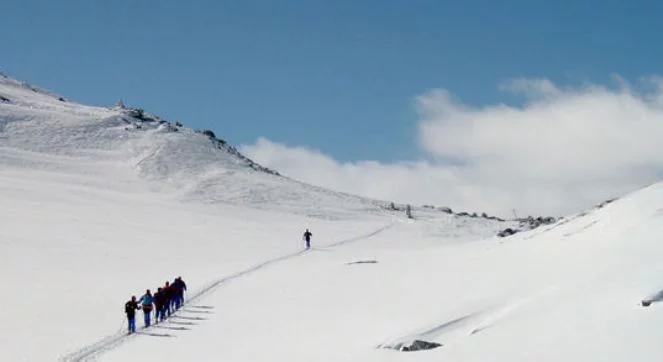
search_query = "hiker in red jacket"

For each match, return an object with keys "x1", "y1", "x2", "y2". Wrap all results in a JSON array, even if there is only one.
[{"x1": 163, "y1": 281, "x2": 174, "y2": 316}]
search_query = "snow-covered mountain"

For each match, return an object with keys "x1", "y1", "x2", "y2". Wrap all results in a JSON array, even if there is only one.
[
  {"x1": 0, "y1": 73, "x2": 383, "y2": 219},
  {"x1": 2, "y1": 75, "x2": 661, "y2": 362}
]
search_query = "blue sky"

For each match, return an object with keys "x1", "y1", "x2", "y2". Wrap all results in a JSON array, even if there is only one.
[
  {"x1": 3, "y1": 0, "x2": 662, "y2": 163},
  {"x1": 6, "y1": 1, "x2": 663, "y2": 215}
]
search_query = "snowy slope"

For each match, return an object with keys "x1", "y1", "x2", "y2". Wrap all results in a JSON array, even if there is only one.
[
  {"x1": 0, "y1": 75, "x2": 514, "y2": 361},
  {"x1": 5, "y1": 75, "x2": 660, "y2": 362},
  {"x1": 99, "y1": 183, "x2": 663, "y2": 362}
]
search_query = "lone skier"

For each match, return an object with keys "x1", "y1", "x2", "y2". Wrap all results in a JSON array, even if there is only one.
[
  {"x1": 303, "y1": 229, "x2": 313, "y2": 249},
  {"x1": 138, "y1": 289, "x2": 154, "y2": 327},
  {"x1": 124, "y1": 296, "x2": 141, "y2": 334}
]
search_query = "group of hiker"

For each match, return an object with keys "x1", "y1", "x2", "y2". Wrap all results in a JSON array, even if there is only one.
[
  {"x1": 122, "y1": 230, "x2": 313, "y2": 335},
  {"x1": 124, "y1": 277, "x2": 187, "y2": 334}
]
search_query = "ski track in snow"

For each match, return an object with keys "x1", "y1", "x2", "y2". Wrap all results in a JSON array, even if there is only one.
[
  {"x1": 379, "y1": 286, "x2": 557, "y2": 351},
  {"x1": 468, "y1": 287, "x2": 557, "y2": 336},
  {"x1": 59, "y1": 222, "x2": 394, "y2": 362},
  {"x1": 562, "y1": 219, "x2": 600, "y2": 237}
]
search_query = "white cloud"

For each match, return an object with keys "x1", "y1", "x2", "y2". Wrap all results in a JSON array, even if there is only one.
[{"x1": 241, "y1": 78, "x2": 663, "y2": 217}]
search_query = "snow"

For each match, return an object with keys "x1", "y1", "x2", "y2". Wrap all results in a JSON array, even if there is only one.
[{"x1": 2, "y1": 74, "x2": 662, "y2": 361}]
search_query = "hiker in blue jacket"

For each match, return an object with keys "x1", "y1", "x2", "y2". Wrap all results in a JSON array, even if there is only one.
[{"x1": 138, "y1": 289, "x2": 154, "y2": 327}]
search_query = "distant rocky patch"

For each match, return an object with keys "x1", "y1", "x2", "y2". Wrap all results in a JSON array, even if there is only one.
[
  {"x1": 498, "y1": 216, "x2": 557, "y2": 238},
  {"x1": 384, "y1": 340, "x2": 443, "y2": 352}
]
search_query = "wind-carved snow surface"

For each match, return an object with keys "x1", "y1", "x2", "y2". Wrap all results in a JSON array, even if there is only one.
[{"x1": 2, "y1": 75, "x2": 662, "y2": 361}]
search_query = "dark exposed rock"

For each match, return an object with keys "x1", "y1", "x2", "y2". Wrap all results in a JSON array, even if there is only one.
[
  {"x1": 122, "y1": 108, "x2": 279, "y2": 176},
  {"x1": 498, "y1": 228, "x2": 517, "y2": 237},
  {"x1": 519, "y1": 216, "x2": 557, "y2": 229},
  {"x1": 124, "y1": 108, "x2": 160, "y2": 123},
  {"x1": 498, "y1": 216, "x2": 557, "y2": 238},
  {"x1": 196, "y1": 130, "x2": 280, "y2": 176},
  {"x1": 125, "y1": 108, "x2": 146, "y2": 120},
  {"x1": 596, "y1": 198, "x2": 616, "y2": 209},
  {"x1": 399, "y1": 340, "x2": 442, "y2": 352},
  {"x1": 200, "y1": 129, "x2": 216, "y2": 138},
  {"x1": 22, "y1": 82, "x2": 41, "y2": 93}
]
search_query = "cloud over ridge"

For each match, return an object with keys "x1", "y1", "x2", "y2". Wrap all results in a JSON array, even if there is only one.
[{"x1": 242, "y1": 77, "x2": 663, "y2": 217}]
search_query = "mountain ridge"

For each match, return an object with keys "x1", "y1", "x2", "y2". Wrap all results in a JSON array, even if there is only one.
[{"x1": 0, "y1": 74, "x2": 516, "y2": 223}]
